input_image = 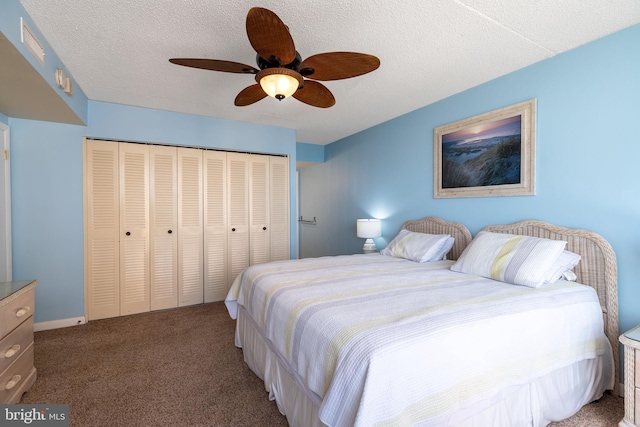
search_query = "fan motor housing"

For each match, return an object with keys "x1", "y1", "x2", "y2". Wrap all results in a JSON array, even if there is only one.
[{"x1": 256, "y1": 52, "x2": 302, "y2": 71}]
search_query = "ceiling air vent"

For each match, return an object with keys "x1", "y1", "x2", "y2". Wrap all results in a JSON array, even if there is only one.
[{"x1": 20, "y1": 18, "x2": 45, "y2": 66}]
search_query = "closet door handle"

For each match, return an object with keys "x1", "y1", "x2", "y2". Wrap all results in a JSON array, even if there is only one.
[
  {"x1": 125, "y1": 231, "x2": 131, "y2": 236},
  {"x1": 263, "y1": 226, "x2": 267, "y2": 231},
  {"x1": 231, "y1": 228, "x2": 236, "y2": 232},
  {"x1": 168, "y1": 230, "x2": 172, "y2": 234}
]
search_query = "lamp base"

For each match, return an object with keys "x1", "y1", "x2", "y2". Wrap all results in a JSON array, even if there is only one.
[{"x1": 362, "y1": 238, "x2": 377, "y2": 254}]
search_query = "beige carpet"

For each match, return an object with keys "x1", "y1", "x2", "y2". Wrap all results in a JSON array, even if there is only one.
[{"x1": 20, "y1": 302, "x2": 624, "y2": 426}]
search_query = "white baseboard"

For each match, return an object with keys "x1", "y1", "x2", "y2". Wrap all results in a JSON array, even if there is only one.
[{"x1": 34, "y1": 316, "x2": 86, "y2": 332}]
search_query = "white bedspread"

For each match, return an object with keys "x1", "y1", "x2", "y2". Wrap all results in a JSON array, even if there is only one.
[{"x1": 225, "y1": 254, "x2": 612, "y2": 427}]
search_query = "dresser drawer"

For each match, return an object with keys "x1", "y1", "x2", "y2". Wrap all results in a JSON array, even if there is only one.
[
  {"x1": 0, "y1": 343, "x2": 34, "y2": 403},
  {"x1": 0, "y1": 316, "x2": 33, "y2": 375},
  {"x1": 0, "y1": 289, "x2": 34, "y2": 338}
]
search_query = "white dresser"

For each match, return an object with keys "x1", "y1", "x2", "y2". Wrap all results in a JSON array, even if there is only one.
[{"x1": 0, "y1": 280, "x2": 37, "y2": 404}]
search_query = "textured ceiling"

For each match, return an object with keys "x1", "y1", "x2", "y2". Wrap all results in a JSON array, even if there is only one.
[{"x1": 19, "y1": 0, "x2": 640, "y2": 145}]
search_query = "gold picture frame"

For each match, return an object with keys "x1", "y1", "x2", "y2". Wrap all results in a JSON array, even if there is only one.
[{"x1": 434, "y1": 99, "x2": 536, "y2": 198}]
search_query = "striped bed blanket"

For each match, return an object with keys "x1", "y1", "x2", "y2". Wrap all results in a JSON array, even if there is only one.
[{"x1": 225, "y1": 254, "x2": 612, "y2": 427}]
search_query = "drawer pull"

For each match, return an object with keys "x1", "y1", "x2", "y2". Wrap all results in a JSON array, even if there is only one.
[
  {"x1": 5, "y1": 375, "x2": 21, "y2": 390},
  {"x1": 15, "y1": 306, "x2": 31, "y2": 318},
  {"x1": 4, "y1": 345, "x2": 20, "y2": 358}
]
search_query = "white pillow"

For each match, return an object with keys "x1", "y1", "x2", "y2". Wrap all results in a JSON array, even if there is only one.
[
  {"x1": 380, "y1": 229, "x2": 451, "y2": 263},
  {"x1": 430, "y1": 236, "x2": 455, "y2": 261},
  {"x1": 450, "y1": 231, "x2": 567, "y2": 288},
  {"x1": 544, "y1": 250, "x2": 581, "y2": 283}
]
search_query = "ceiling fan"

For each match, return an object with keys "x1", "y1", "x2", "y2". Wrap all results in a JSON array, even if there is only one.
[{"x1": 169, "y1": 7, "x2": 380, "y2": 108}]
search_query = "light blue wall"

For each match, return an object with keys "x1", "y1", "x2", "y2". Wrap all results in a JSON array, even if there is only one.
[
  {"x1": 10, "y1": 100, "x2": 297, "y2": 323},
  {"x1": 296, "y1": 142, "x2": 325, "y2": 163},
  {"x1": 0, "y1": 113, "x2": 7, "y2": 125},
  {"x1": 10, "y1": 120, "x2": 86, "y2": 322},
  {"x1": 299, "y1": 24, "x2": 640, "y2": 336},
  {"x1": 1, "y1": 0, "x2": 88, "y2": 123},
  {"x1": 88, "y1": 101, "x2": 295, "y2": 156}
]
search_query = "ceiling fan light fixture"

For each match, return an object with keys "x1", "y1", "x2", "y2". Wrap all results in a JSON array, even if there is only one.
[
  {"x1": 256, "y1": 68, "x2": 303, "y2": 100},
  {"x1": 170, "y1": 8, "x2": 379, "y2": 107}
]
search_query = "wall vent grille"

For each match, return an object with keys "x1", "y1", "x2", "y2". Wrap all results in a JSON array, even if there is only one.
[{"x1": 20, "y1": 18, "x2": 45, "y2": 66}]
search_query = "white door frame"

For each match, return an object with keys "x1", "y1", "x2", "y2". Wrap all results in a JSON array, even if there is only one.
[{"x1": 0, "y1": 122, "x2": 12, "y2": 281}]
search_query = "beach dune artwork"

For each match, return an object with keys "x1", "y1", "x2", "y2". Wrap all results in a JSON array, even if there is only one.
[
  {"x1": 441, "y1": 115, "x2": 522, "y2": 189},
  {"x1": 434, "y1": 99, "x2": 535, "y2": 199}
]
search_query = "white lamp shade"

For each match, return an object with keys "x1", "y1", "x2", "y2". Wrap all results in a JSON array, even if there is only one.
[{"x1": 357, "y1": 219, "x2": 382, "y2": 238}]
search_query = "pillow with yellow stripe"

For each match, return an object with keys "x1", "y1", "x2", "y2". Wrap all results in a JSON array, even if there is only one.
[
  {"x1": 450, "y1": 231, "x2": 567, "y2": 288},
  {"x1": 380, "y1": 229, "x2": 452, "y2": 263}
]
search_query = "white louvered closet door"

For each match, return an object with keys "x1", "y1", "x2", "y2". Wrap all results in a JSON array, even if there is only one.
[
  {"x1": 269, "y1": 156, "x2": 290, "y2": 261},
  {"x1": 227, "y1": 152, "x2": 249, "y2": 287},
  {"x1": 149, "y1": 145, "x2": 178, "y2": 310},
  {"x1": 249, "y1": 155, "x2": 270, "y2": 265},
  {"x1": 86, "y1": 141, "x2": 290, "y2": 315},
  {"x1": 119, "y1": 143, "x2": 150, "y2": 316},
  {"x1": 203, "y1": 150, "x2": 228, "y2": 303},
  {"x1": 85, "y1": 139, "x2": 120, "y2": 320},
  {"x1": 177, "y1": 147, "x2": 203, "y2": 306}
]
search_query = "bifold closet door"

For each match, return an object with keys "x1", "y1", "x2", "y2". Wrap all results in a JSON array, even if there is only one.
[
  {"x1": 177, "y1": 147, "x2": 204, "y2": 306},
  {"x1": 85, "y1": 139, "x2": 120, "y2": 320},
  {"x1": 119, "y1": 143, "x2": 150, "y2": 316},
  {"x1": 269, "y1": 156, "x2": 290, "y2": 261},
  {"x1": 149, "y1": 145, "x2": 178, "y2": 310},
  {"x1": 203, "y1": 150, "x2": 228, "y2": 303},
  {"x1": 86, "y1": 141, "x2": 289, "y2": 314},
  {"x1": 249, "y1": 155, "x2": 270, "y2": 265},
  {"x1": 227, "y1": 152, "x2": 249, "y2": 288}
]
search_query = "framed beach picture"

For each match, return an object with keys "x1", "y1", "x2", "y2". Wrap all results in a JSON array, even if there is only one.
[{"x1": 434, "y1": 99, "x2": 536, "y2": 198}]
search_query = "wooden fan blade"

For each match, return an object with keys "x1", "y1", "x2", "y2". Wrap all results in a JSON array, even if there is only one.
[
  {"x1": 293, "y1": 80, "x2": 335, "y2": 108},
  {"x1": 246, "y1": 7, "x2": 296, "y2": 66},
  {"x1": 169, "y1": 58, "x2": 258, "y2": 74},
  {"x1": 235, "y1": 84, "x2": 268, "y2": 106},
  {"x1": 299, "y1": 52, "x2": 380, "y2": 81}
]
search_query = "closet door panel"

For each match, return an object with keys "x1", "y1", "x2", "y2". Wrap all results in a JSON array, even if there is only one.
[
  {"x1": 149, "y1": 145, "x2": 178, "y2": 310},
  {"x1": 178, "y1": 147, "x2": 203, "y2": 306},
  {"x1": 269, "y1": 156, "x2": 290, "y2": 261},
  {"x1": 119, "y1": 143, "x2": 150, "y2": 316},
  {"x1": 227, "y1": 153, "x2": 249, "y2": 287},
  {"x1": 85, "y1": 140, "x2": 120, "y2": 320},
  {"x1": 249, "y1": 155, "x2": 270, "y2": 265},
  {"x1": 203, "y1": 151, "x2": 228, "y2": 303}
]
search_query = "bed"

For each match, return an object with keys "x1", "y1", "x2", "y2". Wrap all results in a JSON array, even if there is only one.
[{"x1": 225, "y1": 217, "x2": 618, "y2": 427}]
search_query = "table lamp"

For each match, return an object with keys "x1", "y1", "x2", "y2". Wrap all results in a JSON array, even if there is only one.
[{"x1": 357, "y1": 219, "x2": 382, "y2": 253}]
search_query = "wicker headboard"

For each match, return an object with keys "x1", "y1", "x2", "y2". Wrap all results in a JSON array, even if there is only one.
[
  {"x1": 400, "y1": 217, "x2": 472, "y2": 261},
  {"x1": 482, "y1": 220, "x2": 619, "y2": 393}
]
